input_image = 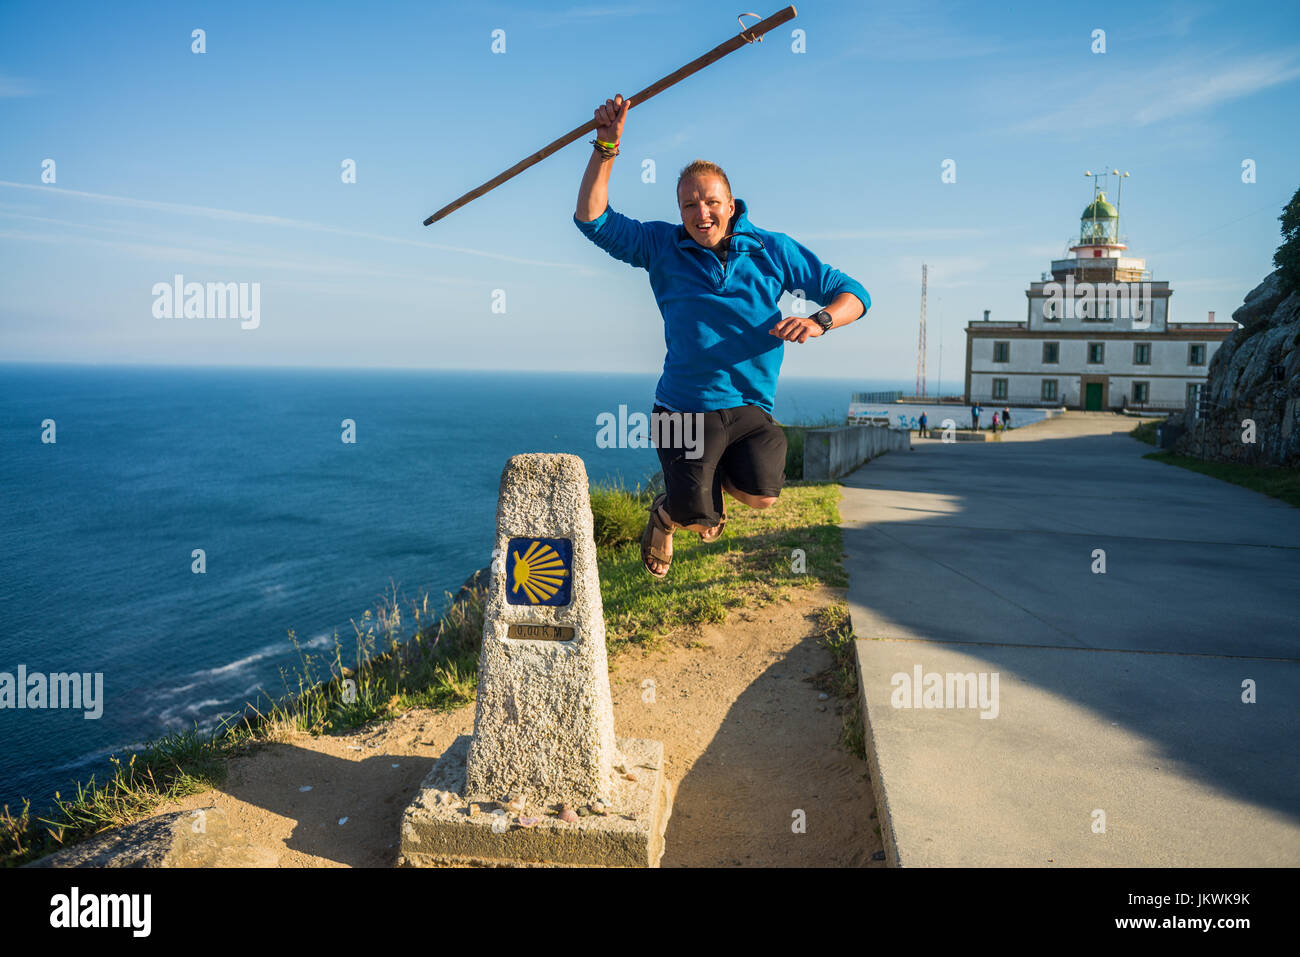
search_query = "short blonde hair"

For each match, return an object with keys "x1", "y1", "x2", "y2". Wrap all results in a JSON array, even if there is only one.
[{"x1": 676, "y1": 160, "x2": 732, "y2": 201}]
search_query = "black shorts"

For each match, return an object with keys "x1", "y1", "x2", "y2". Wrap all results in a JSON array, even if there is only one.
[{"x1": 652, "y1": 403, "x2": 788, "y2": 527}]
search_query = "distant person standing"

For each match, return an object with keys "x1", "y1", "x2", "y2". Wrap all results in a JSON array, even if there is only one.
[
  {"x1": 1002, "y1": 406, "x2": 1011, "y2": 430},
  {"x1": 918, "y1": 411, "x2": 928, "y2": 437},
  {"x1": 971, "y1": 403, "x2": 981, "y2": 431},
  {"x1": 992, "y1": 411, "x2": 1000, "y2": 432}
]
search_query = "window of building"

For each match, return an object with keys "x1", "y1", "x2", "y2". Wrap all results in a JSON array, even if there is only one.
[
  {"x1": 1188, "y1": 343, "x2": 1206, "y2": 365},
  {"x1": 1133, "y1": 342, "x2": 1151, "y2": 365},
  {"x1": 1042, "y1": 379, "x2": 1058, "y2": 402},
  {"x1": 992, "y1": 378, "x2": 1008, "y2": 399},
  {"x1": 1042, "y1": 342, "x2": 1059, "y2": 364},
  {"x1": 993, "y1": 341, "x2": 1010, "y2": 363},
  {"x1": 1087, "y1": 342, "x2": 1104, "y2": 364},
  {"x1": 1133, "y1": 381, "x2": 1149, "y2": 403}
]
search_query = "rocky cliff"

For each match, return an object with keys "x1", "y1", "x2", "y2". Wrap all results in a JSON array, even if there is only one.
[{"x1": 1173, "y1": 270, "x2": 1300, "y2": 466}]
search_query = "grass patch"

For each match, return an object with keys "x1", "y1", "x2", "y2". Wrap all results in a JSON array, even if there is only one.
[
  {"x1": 0, "y1": 730, "x2": 228, "y2": 866},
  {"x1": 1130, "y1": 420, "x2": 1160, "y2": 445},
  {"x1": 598, "y1": 483, "x2": 847, "y2": 652},
  {"x1": 7, "y1": 468, "x2": 855, "y2": 866},
  {"x1": 590, "y1": 476, "x2": 660, "y2": 548},
  {"x1": 1142, "y1": 451, "x2": 1300, "y2": 508},
  {"x1": 810, "y1": 603, "x2": 865, "y2": 759}
]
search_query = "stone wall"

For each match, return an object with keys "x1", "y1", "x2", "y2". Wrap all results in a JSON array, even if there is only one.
[
  {"x1": 1172, "y1": 271, "x2": 1300, "y2": 466},
  {"x1": 803, "y1": 426, "x2": 911, "y2": 481}
]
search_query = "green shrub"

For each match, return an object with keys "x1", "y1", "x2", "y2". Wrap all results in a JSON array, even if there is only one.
[
  {"x1": 1130, "y1": 420, "x2": 1159, "y2": 445},
  {"x1": 1274, "y1": 184, "x2": 1300, "y2": 294},
  {"x1": 589, "y1": 482, "x2": 650, "y2": 548}
]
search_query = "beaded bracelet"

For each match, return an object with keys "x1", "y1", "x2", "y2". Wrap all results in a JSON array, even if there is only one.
[{"x1": 590, "y1": 138, "x2": 620, "y2": 157}]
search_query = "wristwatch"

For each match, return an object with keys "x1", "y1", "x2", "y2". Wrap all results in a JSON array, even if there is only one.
[{"x1": 812, "y1": 309, "x2": 834, "y2": 333}]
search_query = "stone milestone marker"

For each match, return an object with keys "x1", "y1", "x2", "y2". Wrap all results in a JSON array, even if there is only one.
[{"x1": 399, "y1": 453, "x2": 672, "y2": 867}]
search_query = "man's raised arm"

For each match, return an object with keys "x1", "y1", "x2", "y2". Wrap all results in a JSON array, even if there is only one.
[
  {"x1": 576, "y1": 94, "x2": 628, "y2": 221},
  {"x1": 572, "y1": 94, "x2": 662, "y2": 271}
]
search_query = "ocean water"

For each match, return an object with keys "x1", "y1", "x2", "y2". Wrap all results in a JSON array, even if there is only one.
[{"x1": 0, "y1": 364, "x2": 907, "y2": 811}]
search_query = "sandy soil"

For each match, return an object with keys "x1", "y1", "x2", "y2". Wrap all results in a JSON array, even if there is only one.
[{"x1": 166, "y1": 583, "x2": 883, "y2": 867}]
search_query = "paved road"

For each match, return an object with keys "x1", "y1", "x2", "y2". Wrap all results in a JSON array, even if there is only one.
[{"x1": 841, "y1": 413, "x2": 1300, "y2": 866}]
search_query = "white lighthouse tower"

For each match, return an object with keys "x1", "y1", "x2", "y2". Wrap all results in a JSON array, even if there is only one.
[{"x1": 963, "y1": 171, "x2": 1236, "y2": 412}]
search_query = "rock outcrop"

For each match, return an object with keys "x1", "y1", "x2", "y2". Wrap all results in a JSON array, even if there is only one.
[
  {"x1": 24, "y1": 806, "x2": 277, "y2": 868},
  {"x1": 1172, "y1": 270, "x2": 1300, "y2": 465}
]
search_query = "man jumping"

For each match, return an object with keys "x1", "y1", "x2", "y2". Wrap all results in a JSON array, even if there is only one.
[{"x1": 574, "y1": 94, "x2": 870, "y2": 577}]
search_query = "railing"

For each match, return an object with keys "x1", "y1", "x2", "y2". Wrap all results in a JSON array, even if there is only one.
[
  {"x1": 964, "y1": 395, "x2": 1066, "y2": 407},
  {"x1": 1124, "y1": 400, "x2": 1185, "y2": 411},
  {"x1": 1048, "y1": 258, "x2": 1152, "y2": 282},
  {"x1": 851, "y1": 390, "x2": 904, "y2": 403}
]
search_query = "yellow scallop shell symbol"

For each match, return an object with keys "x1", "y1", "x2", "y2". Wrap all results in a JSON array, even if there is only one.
[{"x1": 511, "y1": 541, "x2": 569, "y2": 604}]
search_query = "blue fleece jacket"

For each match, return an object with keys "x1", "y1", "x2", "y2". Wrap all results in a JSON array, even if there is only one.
[{"x1": 573, "y1": 198, "x2": 869, "y2": 414}]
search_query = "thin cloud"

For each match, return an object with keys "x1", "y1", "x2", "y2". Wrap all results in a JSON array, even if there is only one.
[
  {"x1": 1014, "y1": 49, "x2": 1300, "y2": 132},
  {"x1": 839, "y1": 4, "x2": 1011, "y2": 62},
  {"x1": 1132, "y1": 52, "x2": 1300, "y2": 125},
  {"x1": 0, "y1": 221, "x2": 483, "y2": 285},
  {"x1": 0, "y1": 75, "x2": 34, "y2": 97},
  {"x1": 554, "y1": 5, "x2": 642, "y2": 19},
  {"x1": 1165, "y1": 277, "x2": 1251, "y2": 293},
  {"x1": 1128, "y1": 2, "x2": 1214, "y2": 40},
  {"x1": 793, "y1": 226, "x2": 996, "y2": 242},
  {"x1": 0, "y1": 181, "x2": 594, "y2": 271}
]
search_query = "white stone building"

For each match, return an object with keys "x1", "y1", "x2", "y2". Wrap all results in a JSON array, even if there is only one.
[{"x1": 964, "y1": 187, "x2": 1236, "y2": 411}]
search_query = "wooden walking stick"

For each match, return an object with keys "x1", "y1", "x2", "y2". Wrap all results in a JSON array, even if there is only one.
[{"x1": 422, "y1": 6, "x2": 797, "y2": 225}]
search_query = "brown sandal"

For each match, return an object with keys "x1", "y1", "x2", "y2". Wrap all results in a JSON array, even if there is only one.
[
  {"x1": 699, "y1": 506, "x2": 726, "y2": 543},
  {"x1": 640, "y1": 493, "x2": 673, "y2": 578}
]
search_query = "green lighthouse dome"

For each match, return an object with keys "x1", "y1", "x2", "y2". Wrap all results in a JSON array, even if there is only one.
[
  {"x1": 1082, "y1": 192, "x2": 1118, "y2": 220},
  {"x1": 1080, "y1": 190, "x2": 1119, "y2": 244}
]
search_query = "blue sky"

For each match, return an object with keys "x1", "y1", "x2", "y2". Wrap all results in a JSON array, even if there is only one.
[{"x1": 2, "y1": 0, "x2": 1298, "y2": 384}]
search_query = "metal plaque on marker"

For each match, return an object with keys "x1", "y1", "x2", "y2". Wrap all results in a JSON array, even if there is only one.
[{"x1": 506, "y1": 623, "x2": 576, "y2": 641}]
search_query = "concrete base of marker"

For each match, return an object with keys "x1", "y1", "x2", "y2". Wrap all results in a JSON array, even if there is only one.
[{"x1": 398, "y1": 735, "x2": 672, "y2": 868}]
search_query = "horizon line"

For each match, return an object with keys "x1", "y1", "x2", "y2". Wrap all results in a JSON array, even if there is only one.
[{"x1": 0, "y1": 358, "x2": 916, "y2": 383}]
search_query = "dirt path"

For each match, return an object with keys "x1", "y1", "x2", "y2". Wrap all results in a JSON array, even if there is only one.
[{"x1": 165, "y1": 583, "x2": 882, "y2": 867}]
